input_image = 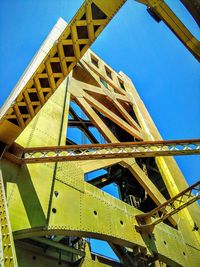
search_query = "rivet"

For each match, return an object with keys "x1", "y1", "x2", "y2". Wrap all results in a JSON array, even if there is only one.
[
  {"x1": 52, "y1": 208, "x2": 57, "y2": 213},
  {"x1": 54, "y1": 191, "x2": 59, "y2": 197}
]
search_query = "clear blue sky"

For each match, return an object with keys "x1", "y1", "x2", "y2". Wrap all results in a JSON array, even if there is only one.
[{"x1": 0, "y1": 0, "x2": 200, "y2": 260}]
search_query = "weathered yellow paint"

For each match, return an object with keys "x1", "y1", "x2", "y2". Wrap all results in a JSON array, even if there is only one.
[
  {"x1": 0, "y1": 0, "x2": 126, "y2": 145},
  {"x1": 0, "y1": 5, "x2": 200, "y2": 265}
]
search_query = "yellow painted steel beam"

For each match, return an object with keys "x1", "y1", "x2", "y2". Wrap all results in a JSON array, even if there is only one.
[
  {"x1": 180, "y1": 0, "x2": 200, "y2": 27},
  {"x1": 31, "y1": 237, "x2": 85, "y2": 257},
  {"x1": 0, "y1": 0, "x2": 126, "y2": 145},
  {"x1": 135, "y1": 0, "x2": 200, "y2": 61},
  {"x1": 12, "y1": 179, "x2": 200, "y2": 266},
  {"x1": 4, "y1": 139, "x2": 200, "y2": 164},
  {"x1": 0, "y1": 171, "x2": 18, "y2": 267},
  {"x1": 136, "y1": 180, "x2": 200, "y2": 232}
]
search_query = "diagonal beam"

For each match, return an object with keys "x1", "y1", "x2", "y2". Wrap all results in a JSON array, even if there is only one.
[
  {"x1": 72, "y1": 63, "x2": 141, "y2": 132},
  {"x1": 123, "y1": 160, "x2": 177, "y2": 227},
  {"x1": 72, "y1": 79, "x2": 131, "y2": 103},
  {"x1": 136, "y1": 180, "x2": 200, "y2": 232},
  {"x1": 83, "y1": 92, "x2": 143, "y2": 140},
  {"x1": 112, "y1": 99, "x2": 141, "y2": 131},
  {"x1": 75, "y1": 97, "x2": 119, "y2": 143},
  {"x1": 135, "y1": 0, "x2": 200, "y2": 61},
  {"x1": 0, "y1": 0, "x2": 126, "y2": 145},
  {"x1": 80, "y1": 60, "x2": 128, "y2": 97}
]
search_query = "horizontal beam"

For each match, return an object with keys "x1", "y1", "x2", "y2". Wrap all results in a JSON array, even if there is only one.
[
  {"x1": 31, "y1": 237, "x2": 85, "y2": 257},
  {"x1": 68, "y1": 120, "x2": 93, "y2": 127},
  {"x1": 136, "y1": 180, "x2": 200, "y2": 231},
  {"x1": 3, "y1": 139, "x2": 200, "y2": 165}
]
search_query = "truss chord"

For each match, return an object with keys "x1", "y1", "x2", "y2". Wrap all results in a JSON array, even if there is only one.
[
  {"x1": 1, "y1": 1, "x2": 200, "y2": 265},
  {"x1": 0, "y1": 0, "x2": 127, "y2": 145},
  {"x1": 4, "y1": 139, "x2": 200, "y2": 164},
  {"x1": 136, "y1": 180, "x2": 200, "y2": 231},
  {"x1": 135, "y1": 0, "x2": 200, "y2": 61},
  {"x1": 0, "y1": 171, "x2": 18, "y2": 266}
]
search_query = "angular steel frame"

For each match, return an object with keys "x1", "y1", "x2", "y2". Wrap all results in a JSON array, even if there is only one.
[
  {"x1": 3, "y1": 139, "x2": 200, "y2": 164},
  {"x1": 0, "y1": 1, "x2": 200, "y2": 266},
  {"x1": 136, "y1": 180, "x2": 200, "y2": 232}
]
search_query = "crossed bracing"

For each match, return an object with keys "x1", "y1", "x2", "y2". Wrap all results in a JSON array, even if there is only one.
[
  {"x1": 0, "y1": 0, "x2": 126, "y2": 145},
  {"x1": 1, "y1": 0, "x2": 199, "y2": 145},
  {"x1": 0, "y1": 1, "x2": 200, "y2": 266},
  {"x1": 3, "y1": 139, "x2": 200, "y2": 165},
  {"x1": 136, "y1": 180, "x2": 200, "y2": 232}
]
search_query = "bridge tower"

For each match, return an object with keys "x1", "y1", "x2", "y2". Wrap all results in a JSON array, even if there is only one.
[{"x1": 0, "y1": 1, "x2": 200, "y2": 266}]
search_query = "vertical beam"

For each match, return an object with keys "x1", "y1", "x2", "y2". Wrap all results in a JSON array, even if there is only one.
[
  {"x1": 0, "y1": 170, "x2": 18, "y2": 267},
  {"x1": 121, "y1": 72, "x2": 200, "y2": 243}
]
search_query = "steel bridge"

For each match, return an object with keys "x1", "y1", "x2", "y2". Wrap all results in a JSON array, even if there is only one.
[{"x1": 0, "y1": 1, "x2": 200, "y2": 266}]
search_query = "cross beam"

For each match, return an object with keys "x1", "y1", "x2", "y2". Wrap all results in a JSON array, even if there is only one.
[
  {"x1": 135, "y1": 180, "x2": 200, "y2": 232},
  {"x1": 135, "y1": 0, "x2": 200, "y2": 61},
  {"x1": 3, "y1": 139, "x2": 200, "y2": 165},
  {"x1": 0, "y1": 0, "x2": 126, "y2": 145}
]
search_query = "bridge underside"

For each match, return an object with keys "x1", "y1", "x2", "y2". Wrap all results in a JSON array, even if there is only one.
[{"x1": 0, "y1": 10, "x2": 200, "y2": 267}]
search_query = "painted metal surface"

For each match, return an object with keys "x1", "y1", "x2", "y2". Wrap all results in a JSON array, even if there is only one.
[
  {"x1": 1, "y1": 0, "x2": 199, "y2": 145},
  {"x1": 0, "y1": 48, "x2": 199, "y2": 266},
  {"x1": 4, "y1": 139, "x2": 200, "y2": 164},
  {"x1": 136, "y1": 180, "x2": 200, "y2": 232},
  {"x1": 0, "y1": 171, "x2": 18, "y2": 267},
  {"x1": 0, "y1": 0, "x2": 126, "y2": 145},
  {"x1": 0, "y1": 2, "x2": 200, "y2": 265},
  {"x1": 135, "y1": 0, "x2": 200, "y2": 61}
]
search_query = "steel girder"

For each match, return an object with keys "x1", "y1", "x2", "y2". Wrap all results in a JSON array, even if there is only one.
[
  {"x1": 134, "y1": 0, "x2": 200, "y2": 61},
  {"x1": 136, "y1": 180, "x2": 200, "y2": 231},
  {"x1": 0, "y1": 5, "x2": 200, "y2": 265},
  {"x1": 3, "y1": 139, "x2": 200, "y2": 165},
  {"x1": 0, "y1": 0, "x2": 126, "y2": 145},
  {"x1": 1, "y1": 57, "x2": 199, "y2": 265},
  {"x1": 1, "y1": 0, "x2": 200, "y2": 147}
]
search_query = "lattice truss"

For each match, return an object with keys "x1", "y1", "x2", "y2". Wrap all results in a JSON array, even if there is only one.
[
  {"x1": 0, "y1": 59, "x2": 199, "y2": 267},
  {"x1": 0, "y1": 171, "x2": 18, "y2": 267},
  {"x1": 1, "y1": 0, "x2": 200, "y2": 146},
  {"x1": 0, "y1": 1, "x2": 200, "y2": 267},
  {"x1": 2, "y1": 49, "x2": 198, "y2": 266},
  {"x1": 4, "y1": 139, "x2": 200, "y2": 164},
  {"x1": 136, "y1": 181, "x2": 200, "y2": 231},
  {"x1": 0, "y1": 0, "x2": 126, "y2": 144}
]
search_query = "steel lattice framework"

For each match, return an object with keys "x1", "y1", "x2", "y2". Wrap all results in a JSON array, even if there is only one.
[
  {"x1": 0, "y1": 0, "x2": 199, "y2": 145},
  {"x1": 4, "y1": 139, "x2": 200, "y2": 164},
  {"x1": 136, "y1": 180, "x2": 200, "y2": 232},
  {"x1": 0, "y1": 1, "x2": 200, "y2": 267}
]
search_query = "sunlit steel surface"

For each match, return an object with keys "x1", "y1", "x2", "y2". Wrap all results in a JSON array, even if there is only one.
[
  {"x1": 135, "y1": 0, "x2": 200, "y2": 61},
  {"x1": 136, "y1": 180, "x2": 200, "y2": 231},
  {"x1": 4, "y1": 139, "x2": 200, "y2": 164},
  {"x1": 0, "y1": 1, "x2": 200, "y2": 266}
]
